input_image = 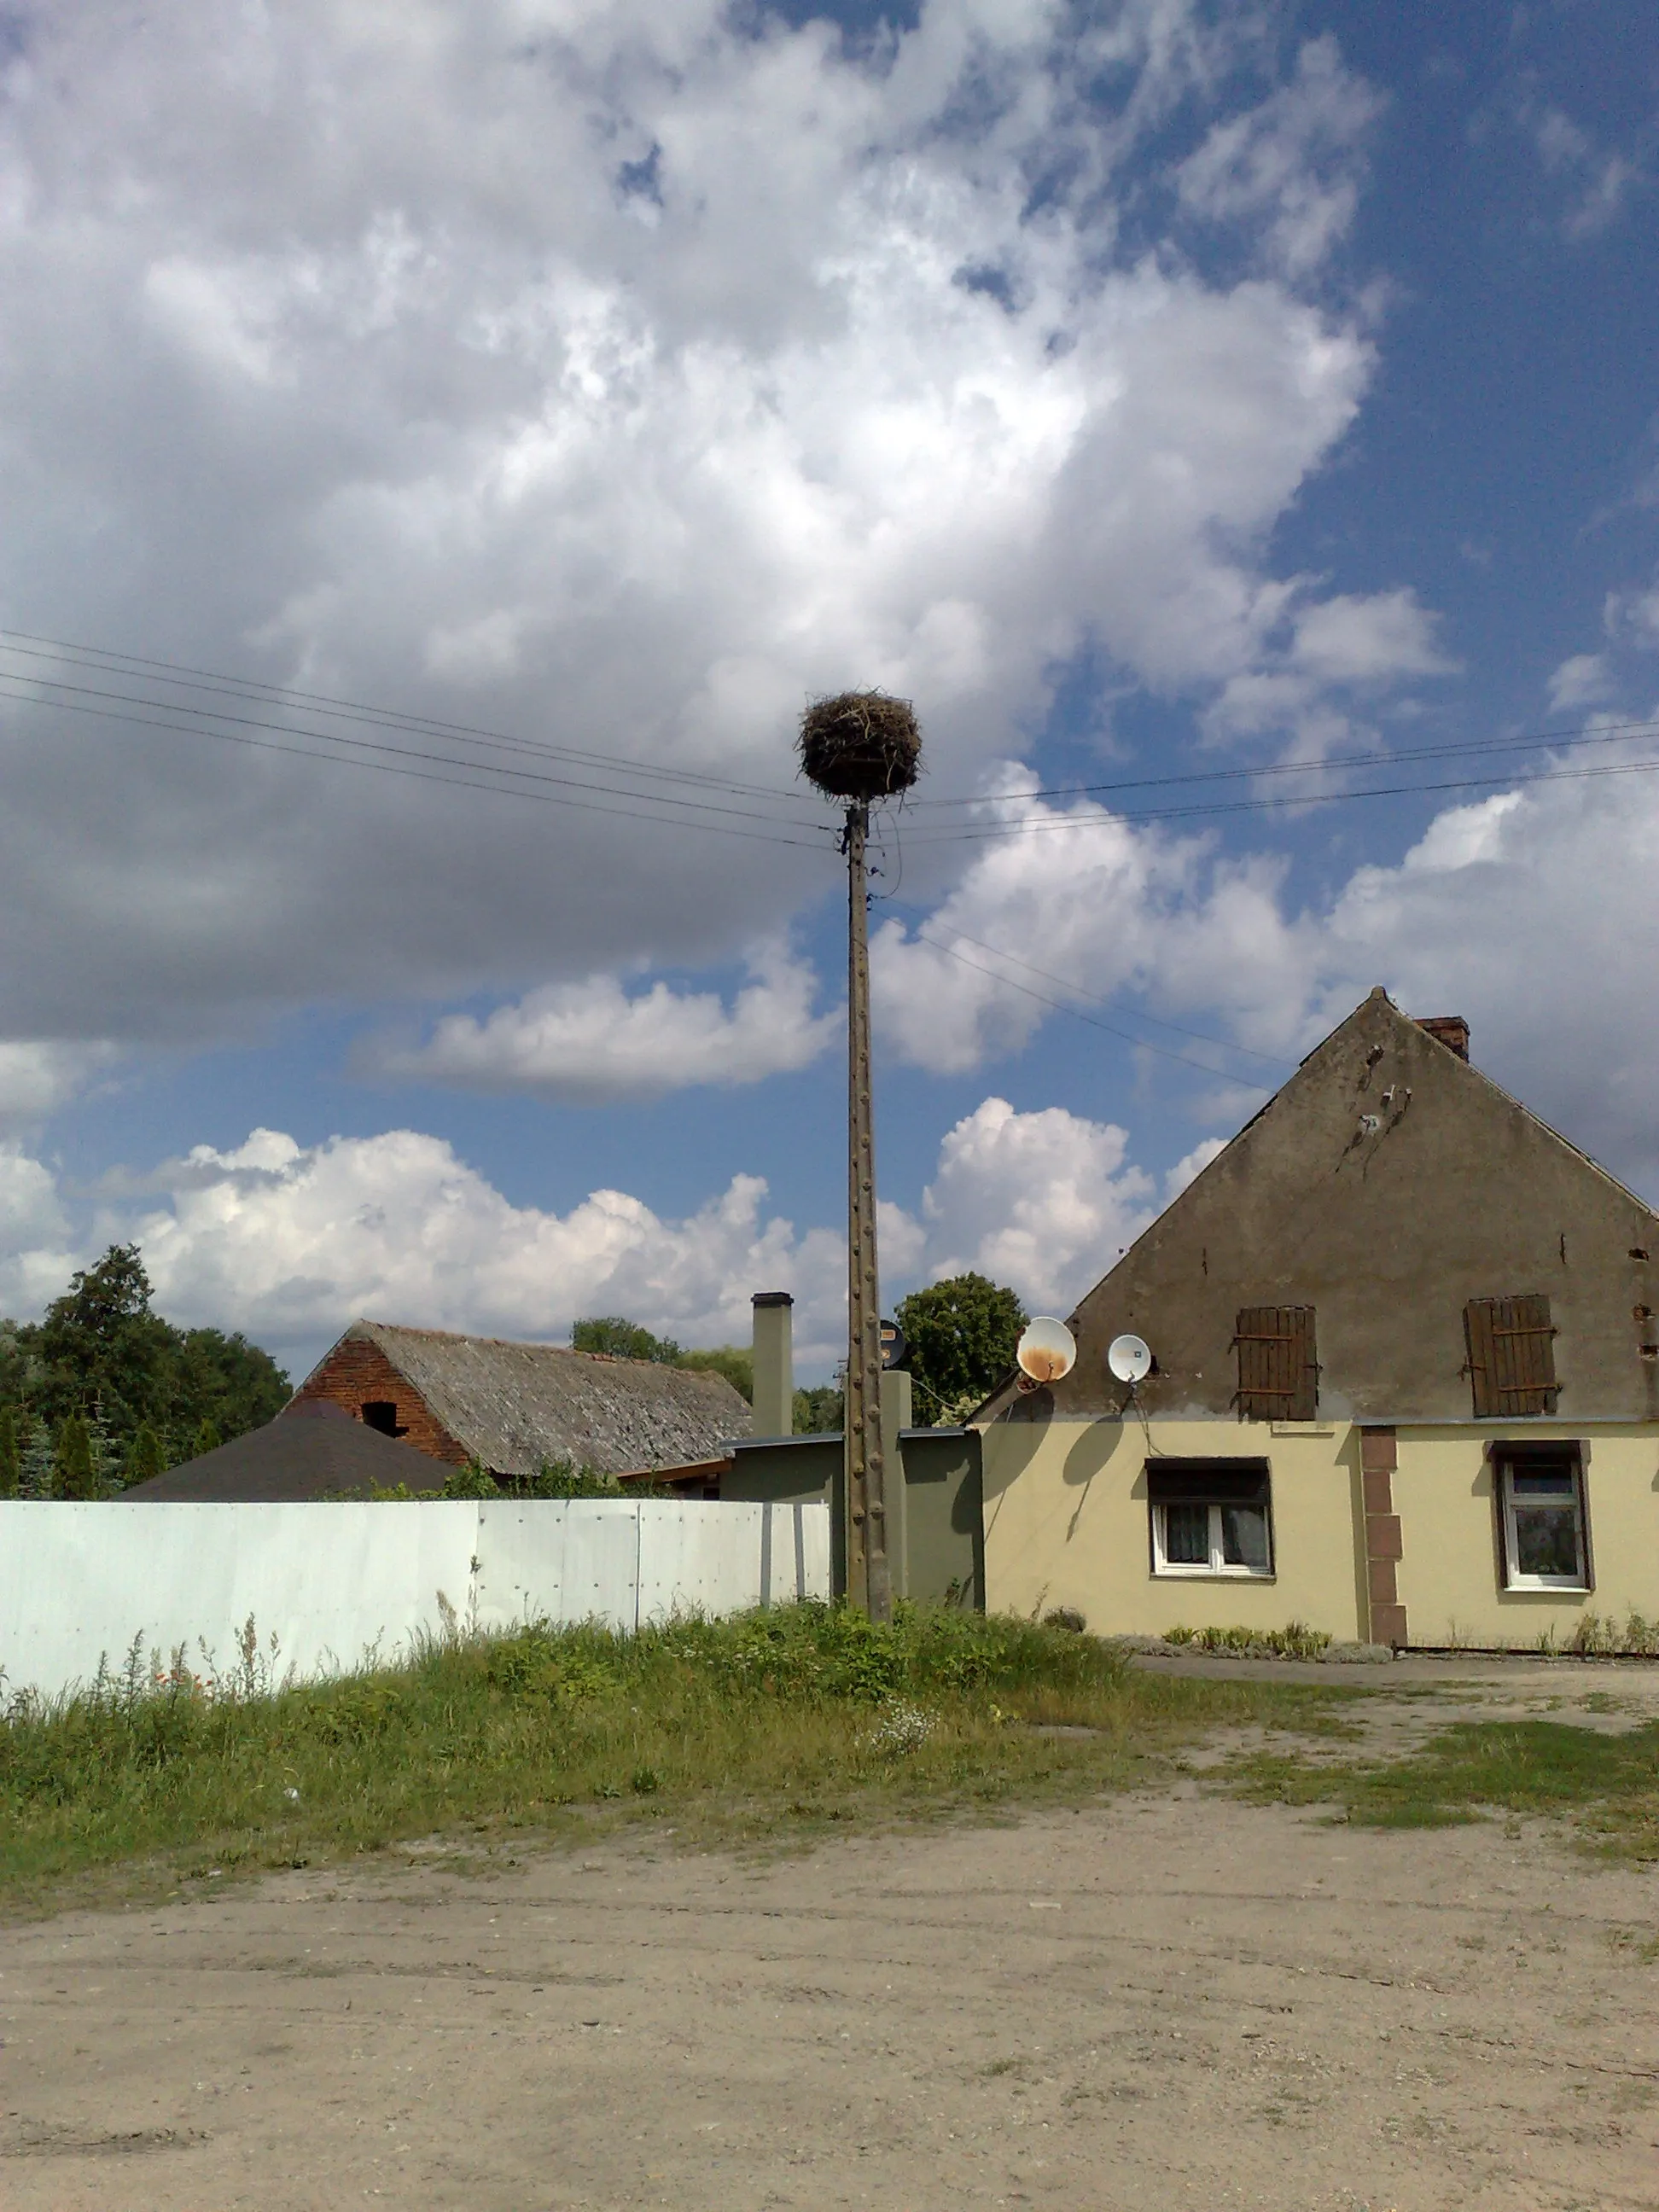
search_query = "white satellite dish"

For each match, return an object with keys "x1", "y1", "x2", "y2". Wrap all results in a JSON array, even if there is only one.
[
  {"x1": 1108, "y1": 1332, "x2": 1153, "y2": 1385},
  {"x1": 1016, "y1": 1317, "x2": 1076, "y2": 1386}
]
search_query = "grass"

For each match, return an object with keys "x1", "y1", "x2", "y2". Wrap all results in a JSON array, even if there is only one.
[
  {"x1": 1162, "y1": 1621, "x2": 1332, "y2": 1661},
  {"x1": 1232, "y1": 1717, "x2": 1659, "y2": 1859},
  {"x1": 0, "y1": 1603, "x2": 1348, "y2": 1913}
]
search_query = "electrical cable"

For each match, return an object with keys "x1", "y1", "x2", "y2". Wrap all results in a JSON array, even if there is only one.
[
  {"x1": 882, "y1": 899, "x2": 1292, "y2": 1068},
  {"x1": 888, "y1": 748, "x2": 1659, "y2": 844},
  {"x1": 0, "y1": 626, "x2": 809, "y2": 806},
  {"x1": 0, "y1": 681, "x2": 841, "y2": 852},
  {"x1": 898, "y1": 713, "x2": 1659, "y2": 810},
  {"x1": 904, "y1": 925, "x2": 1276, "y2": 1082}
]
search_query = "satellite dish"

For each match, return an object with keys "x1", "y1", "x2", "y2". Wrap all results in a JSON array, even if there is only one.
[
  {"x1": 1108, "y1": 1333, "x2": 1153, "y2": 1385},
  {"x1": 1016, "y1": 1318, "x2": 1076, "y2": 1386}
]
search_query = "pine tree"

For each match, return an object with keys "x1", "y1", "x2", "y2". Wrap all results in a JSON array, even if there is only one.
[
  {"x1": 193, "y1": 1417, "x2": 222, "y2": 1459},
  {"x1": 20, "y1": 1416, "x2": 55, "y2": 1499},
  {"x1": 87, "y1": 1405, "x2": 114, "y2": 1498},
  {"x1": 55, "y1": 1412, "x2": 96, "y2": 1500},
  {"x1": 124, "y1": 1422, "x2": 165, "y2": 1488},
  {"x1": 0, "y1": 1406, "x2": 18, "y2": 1497}
]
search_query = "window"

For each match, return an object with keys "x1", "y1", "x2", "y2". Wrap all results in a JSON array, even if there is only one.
[
  {"x1": 1234, "y1": 1307, "x2": 1318, "y2": 1422},
  {"x1": 1495, "y1": 1446, "x2": 1589, "y2": 1591},
  {"x1": 1148, "y1": 1461, "x2": 1273, "y2": 1578},
  {"x1": 360, "y1": 1400, "x2": 405, "y2": 1437},
  {"x1": 1464, "y1": 1295, "x2": 1557, "y2": 1417}
]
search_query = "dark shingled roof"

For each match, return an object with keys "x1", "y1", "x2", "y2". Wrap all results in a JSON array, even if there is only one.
[
  {"x1": 318, "y1": 1319, "x2": 752, "y2": 1477},
  {"x1": 121, "y1": 1401, "x2": 451, "y2": 1500}
]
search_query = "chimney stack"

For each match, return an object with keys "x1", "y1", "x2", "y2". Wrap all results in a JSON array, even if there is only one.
[
  {"x1": 751, "y1": 1292, "x2": 795, "y2": 1438},
  {"x1": 1415, "y1": 1015, "x2": 1470, "y2": 1061}
]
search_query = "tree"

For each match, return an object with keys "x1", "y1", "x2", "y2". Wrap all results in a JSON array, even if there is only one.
[
  {"x1": 793, "y1": 1383, "x2": 843, "y2": 1435},
  {"x1": 0, "y1": 1246, "x2": 289, "y2": 1465},
  {"x1": 20, "y1": 1417, "x2": 54, "y2": 1499},
  {"x1": 676, "y1": 1345, "x2": 753, "y2": 1401},
  {"x1": 894, "y1": 1272, "x2": 1027, "y2": 1420},
  {"x1": 124, "y1": 1422, "x2": 165, "y2": 1488},
  {"x1": 192, "y1": 1417, "x2": 222, "y2": 1459},
  {"x1": 55, "y1": 1413, "x2": 98, "y2": 1500},
  {"x1": 0, "y1": 1405, "x2": 17, "y2": 1497},
  {"x1": 572, "y1": 1315, "x2": 685, "y2": 1364}
]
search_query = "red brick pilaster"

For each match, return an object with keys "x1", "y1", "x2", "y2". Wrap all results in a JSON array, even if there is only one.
[{"x1": 1360, "y1": 1427, "x2": 1406, "y2": 1648}]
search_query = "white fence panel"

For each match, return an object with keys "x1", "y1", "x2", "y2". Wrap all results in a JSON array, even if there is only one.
[
  {"x1": 639, "y1": 1499, "x2": 760, "y2": 1623},
  {"x1": 473, "y1": 1501, "x2": 643, "y2": 1634},
  {"x1": 0, "y1": 1498, "x2": 831, "y2": 1702},
  {"x1": 0, "y1": 1500, "x2": 480, "y2": 1698}
]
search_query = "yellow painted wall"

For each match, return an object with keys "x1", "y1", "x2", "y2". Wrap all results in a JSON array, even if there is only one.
[
  {"x1": 1393, "y1": 1426, "x2": 1659, "y2": 1649},
  {"x1": 978, "y1": 1414, "x2": 1368, "y2": 1640}
]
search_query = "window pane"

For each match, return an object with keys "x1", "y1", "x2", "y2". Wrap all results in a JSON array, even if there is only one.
[
  {"x1": 1220, "y1": 1504, "x2": 1270, "y2": 1572},
  {"x1": 1511, "y1": 1470, "x2": 1574, "y2": 1497},
  {"x1": 1513, "y1": 1505, "x2": 1580, "y2": 1580},
  {"x1": 1162, "y1": 1503, "x2": 1210, "y2": 1565}
]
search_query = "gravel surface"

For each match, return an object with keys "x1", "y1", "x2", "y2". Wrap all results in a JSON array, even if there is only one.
[{"x1": 3, "y1": 1676, "x2": 1658, "y2": 2210}]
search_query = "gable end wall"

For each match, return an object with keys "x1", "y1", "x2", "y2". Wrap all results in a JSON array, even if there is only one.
[{"x1": 291, "y1": 1338, "x2": 469, "y2": 1467}]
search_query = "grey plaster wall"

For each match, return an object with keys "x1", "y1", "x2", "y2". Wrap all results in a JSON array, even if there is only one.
[
  {"x1": 719, "y1": 1429, "x2": 982, "y2": 1607},
  {"x1": 1000, "y1": 991, "x2": 1659, "y2": 1427}
]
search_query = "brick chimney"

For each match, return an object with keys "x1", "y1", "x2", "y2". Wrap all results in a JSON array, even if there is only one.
[
  {"x1": 1416, "y1": 1015, "x2": 1470, "y2": 1061},
  {"x1": 750, "y1": 1292, "x2": 794, "y2": 1438}
]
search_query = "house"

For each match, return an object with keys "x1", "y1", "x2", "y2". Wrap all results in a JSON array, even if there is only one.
[
  {"x1": 290, "y1": 1320, "x2": 751, "y2": 1480},
  {"x1": 975, "y1": 987, "x2": 1659, "y2": 1651},
  {"x1": 122, "y1": 1398, "x2": 451, "y2": 1499},
  {"x1": 700, "y1": 1293, "x2": 984, "y2": 1607}
]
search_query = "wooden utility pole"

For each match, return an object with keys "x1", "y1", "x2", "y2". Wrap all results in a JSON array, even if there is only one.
[{"x1": 843, "y1": 799, "x2": 892, "y2": 1622}]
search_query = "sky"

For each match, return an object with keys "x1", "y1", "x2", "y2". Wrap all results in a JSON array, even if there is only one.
[{"x1": 1, "y1": 0, "x2": 1656, "y2": 1384}]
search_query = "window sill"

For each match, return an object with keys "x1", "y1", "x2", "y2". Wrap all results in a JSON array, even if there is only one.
[
  {"x1": 1504, "y1": 1580, "x2": 1591, "y2": 1596},
  {"x1": 1152, "y1": 1569, "x2": 1277, "y2": 1582},
  {"x1": 1271, "y1": 1420, "x2": 1335, "y2": 1436}
]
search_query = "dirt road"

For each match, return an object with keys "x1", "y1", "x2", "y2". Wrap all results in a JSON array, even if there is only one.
[{"x1": 3, "y1": 1670, "x2": 1658, "y2": 2210}]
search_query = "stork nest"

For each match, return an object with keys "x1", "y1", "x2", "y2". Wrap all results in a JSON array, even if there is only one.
[{"x1": 797, "y1": 690, "x2": 922, "y2": 800}]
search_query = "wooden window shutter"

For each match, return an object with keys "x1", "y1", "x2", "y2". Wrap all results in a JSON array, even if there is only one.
[
  {"x1": 1234, "y1": 1306, "x2": 1318, "y2": 1422},
  {"x1": 1464, "y1": 1295, "x2": 1558, "y2": 1417}
]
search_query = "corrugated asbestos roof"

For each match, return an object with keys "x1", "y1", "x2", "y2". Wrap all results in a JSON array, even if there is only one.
[
  {"x1": 338, "y1": 1319, "x2": 752, "y2": 1476},
  {"x1": 123, "y1": 1402, "x2": 450, "y2": 1500}
]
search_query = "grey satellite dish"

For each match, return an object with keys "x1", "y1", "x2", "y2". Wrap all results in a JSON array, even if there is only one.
[
  {"x1": 1108, "y1": 1332, "x2": 1153, "y2": 1385},
  {"x1": 1016, "y1": 1317, "x2": 1076, "y2": 1386}
]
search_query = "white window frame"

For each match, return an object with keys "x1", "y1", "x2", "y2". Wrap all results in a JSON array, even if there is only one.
[
  {"x1": 1150, "y1": 1498, "x2": 1274, "y2": 1580},
  {"x1": 1497, "y1": 1452, "x2": 1589, "y2": 1592}
]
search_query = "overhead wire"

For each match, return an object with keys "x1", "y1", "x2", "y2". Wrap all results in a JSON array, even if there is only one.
[
  {"x1": 887, "y1": 748, "x2": 1659, "y2": 843},
  {"x1": 0, "y1": 626, "x2": 808, "y2": 806},
  {"x1": 0, "y1": 678, "x2": 841, "y2": 852},
  {"x1": 898, "y1": 712, "x2": 1659, "y2": 811},
  {"x1": 882, "y1": 899, "x2": 1293, "y2": 1068}
]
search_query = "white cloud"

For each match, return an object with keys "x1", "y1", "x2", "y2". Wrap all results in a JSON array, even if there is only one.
[
  {"x1": 1176, "y1": 35, "x2": 1382, "y2": 276},
  {"x1": 0, "y1": 1147, "x2": 73, "y2": 1314},
  {"x1": 915, "y1": 1096, "x2": 1155, "y2": 1314},
  {"x1": 1546, "y1": 653, "x2": 1613, "y2": 712},
  {"x1": 364, "y1": 943, "x2": 836, "y2": 1103},
  {"x1": 1165, "y1": 1136, "x2": 1227, "y2": 1200},
  {"x1": 870, "y1": 729, "x2": 1659, "y2": 1201},
  {"x1": 1528, "y1": 105, "x2": 1643, "y2": 241},
  {"x1": 119, "y1": 1126, "x2": 848, "y2": 1377},
  {"x1": 0, "y1": 0, "x2": 1406, "y2": 1051},
  {"x1": 0, "y1": 1042, "x2": 116, "y2": 1132},
  {"x1": 871, "y1": 771, "x2": 1301, "y2": 1073},
  {"x1": 0, "y1": 1086, "x2": 1170, "y2": 1379}
]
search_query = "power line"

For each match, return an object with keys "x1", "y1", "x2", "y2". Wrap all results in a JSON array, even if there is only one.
[
  {"x1": 0, "y1": 626, "x2": 810, "y2": 808},
  {"x1": 899, "y1": 713, "x2": 1659, "y2": 810},
  {"x1": 0, "y1": 681, "x2": 841, "y2": 853},
  {"x1": 890, "y1": 748, "x2": 1659, "y2": 843},
  {"x1": 883, "y1": 900, "x2": 1293, "y2": 1068},
  {"x1": 905, "y1": 924, "x2": 1278, "y2": 1083},
  {"x1": 0, "y1": 667, "x2": 830, "y2": 835}
]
